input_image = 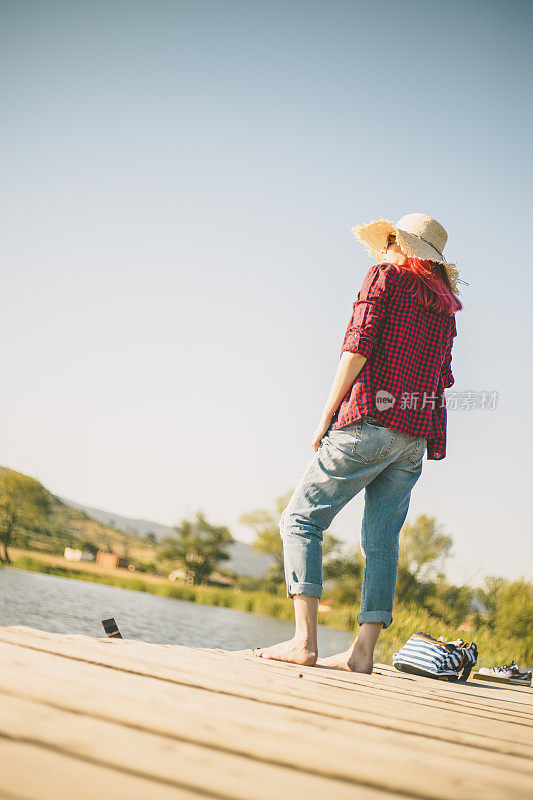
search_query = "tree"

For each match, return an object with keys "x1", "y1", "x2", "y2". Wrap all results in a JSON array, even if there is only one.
[
  {"x1": 398, "y1": 514, "x2": 453, "y2": 582},
  {"x1": 78, "y1": 540, "x2": 98, "y2": 556},
  {"x1": 0, "y1": 471, "x2": 51, "y2": 563},
  {"x1": 424, "y1": 581, "x2": 474, "y2": 626},
  {"x1": 474, "y1": 577, "x2": 533, "y2": 662},
  {"x1": 161, "y1": 511, "x2": 234, "y2": 585},
  {"x1": 474, "y1": 576, "x2": 508, "y2": 628},
  {"x1": 394, "y1": 515, "x2": 454, "y2": 609},
  {"x1": 241, "y1": 491, "x2": 292, "y2": 585},
  {"x1": 495, "y1": 579, "x2": 533, "y2": 641},
  {"x1": 323, "y1": 538, "x2": 364, "y2": 606}
]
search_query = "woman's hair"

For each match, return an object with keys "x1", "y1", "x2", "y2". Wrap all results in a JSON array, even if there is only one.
[{"x1": 400, "y1": 257, "x2": 463, "y2": 317}]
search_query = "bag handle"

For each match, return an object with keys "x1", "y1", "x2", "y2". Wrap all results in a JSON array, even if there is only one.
[{"x1": 459, "y1": 662, "x2": 473, "y2": 682}]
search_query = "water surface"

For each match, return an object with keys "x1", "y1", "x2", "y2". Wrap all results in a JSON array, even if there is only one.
[{"x1": 0, "y1": 568, "x2": 354, "y2": 655}]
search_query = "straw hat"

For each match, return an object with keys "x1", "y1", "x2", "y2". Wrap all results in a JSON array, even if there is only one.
[{"x1": 352, "y1": 212, "x2": 466, "y2": 293}]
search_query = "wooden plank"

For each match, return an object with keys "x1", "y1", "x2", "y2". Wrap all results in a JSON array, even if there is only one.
[
  {"x1": 0, "y1": 739, "x2": 206, "y2": 800},
  {"x1": 1, "y1": 627, "x2": 530, "y2": 749},
  {"x1": 0, "y1": 694, "x2": 403, "y2": 800},
  {"x1": 0, "y1": 637, "x2": 531, "y2": 800},
  {"x1": 3, "y1": 632, "x2": 531, "y2": 764},
  {"x1": 373, "y1": 662, "x2": 533, "y2": 706},
  {"x1": 3, "y1": 636, "x2": 530, "y2": 755},
  {"x1": 6, "y1": 624, "x2": 532, "y2": 721},
  {"x1": 214, "y1": 648, "x2": 533, "y2": 712},
  {"x1": 6, "y1": 625, "x2": 531, "y2": 718}
]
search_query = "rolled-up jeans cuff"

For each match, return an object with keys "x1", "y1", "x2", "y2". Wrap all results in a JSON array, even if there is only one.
[
  {"x1": 357, "y1": 610, "x2": 393, "y2": 629},
  {"x1": 286, "y1": 582, "x2": 322, "y2": 599}
]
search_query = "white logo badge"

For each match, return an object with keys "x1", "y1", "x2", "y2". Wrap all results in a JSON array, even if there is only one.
[{"x1": 375, "y1": 390, "x2": 395, "y2": 410}]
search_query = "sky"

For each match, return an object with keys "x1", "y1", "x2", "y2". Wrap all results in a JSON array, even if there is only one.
[{"x1": 1, "y1": 0, "x2": 532, "y2": 587}]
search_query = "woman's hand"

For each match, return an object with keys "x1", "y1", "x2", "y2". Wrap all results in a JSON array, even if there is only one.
[
  {"x1": 311, "y1": 351, "x2": 366, "y2": 452},
  {"x1": 311, "y1": 417, "x2": 332, "y2": 452},
  {"x1": 313, "y1": 352, "x2": 367, "y2": 453}
]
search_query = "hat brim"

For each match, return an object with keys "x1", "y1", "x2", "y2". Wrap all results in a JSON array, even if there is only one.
[
  {"x1": 352, "y1": 219, "x2": 395, "y2": 262},
  {"x1": 351, "y1": 217, "x2": 460, "y2": 293}
]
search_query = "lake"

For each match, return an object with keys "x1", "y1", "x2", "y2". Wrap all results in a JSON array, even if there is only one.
[{"x1": 0, "y1": 568, "x2": 354, "y2": 655}]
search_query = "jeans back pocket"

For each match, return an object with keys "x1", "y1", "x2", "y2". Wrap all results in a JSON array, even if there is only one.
[
  {"x1": 353, "y1": 420, "x2": 396, "y2": 463},
  {"x1": 323, "y1": 421, "x2": 359, "y2": 458}
]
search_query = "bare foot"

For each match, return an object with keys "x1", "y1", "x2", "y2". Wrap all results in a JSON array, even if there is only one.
[
  {"x1": 317, "y1": 642, "x2": 373, "y2": 674},
  {"x1": 251, "y1": 637, "x2": 318, "y2": 666}
]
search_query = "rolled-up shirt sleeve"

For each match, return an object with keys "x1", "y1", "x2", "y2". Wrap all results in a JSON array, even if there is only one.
[
  {"x1": 441, "y1": 315, "x2": 457, "y2": 388},
  {"x1": 340, "y1": 263, "x2": 398, "y2": 359}
]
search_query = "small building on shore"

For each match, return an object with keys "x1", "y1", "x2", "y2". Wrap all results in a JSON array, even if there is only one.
[
  {"x1": 95, "y1": 551, "x2": 134, "y2": 570},
  {"x1": 64, "y1": 547, "x2": 95, "y2": 562}
]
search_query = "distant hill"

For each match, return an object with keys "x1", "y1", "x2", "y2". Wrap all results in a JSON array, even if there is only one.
[
  {"x1": 0, "y1": 465, "x2": 275, "y2": 578},
  {"x1": 56, "y1": 499, "x2": 176, "y2": 540},
  {"x1": 0, "y1": 466, "x2": 138, "y2": 557},
  {"x1": 58, "y1": 497, "x2": 275, "y2": 579}
]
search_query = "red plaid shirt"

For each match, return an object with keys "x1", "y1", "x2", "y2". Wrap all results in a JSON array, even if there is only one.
[{"x1": 331, "y1": 262, "x2": 457, "y2": 460}]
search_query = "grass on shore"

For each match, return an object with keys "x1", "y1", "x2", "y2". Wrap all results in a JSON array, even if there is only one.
[{"x1": 7, "y1": 550, "x2": 530, "y2": 668}]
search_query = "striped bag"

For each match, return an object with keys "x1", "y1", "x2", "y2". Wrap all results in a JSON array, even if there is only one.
[{"x1": 393, "y1": 632, "x2": 478, "y2": 682}]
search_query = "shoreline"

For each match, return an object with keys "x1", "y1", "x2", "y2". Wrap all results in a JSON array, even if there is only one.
[
  {"x1": 4, "y1": 549, "x2": 528, "y2": 667},
  {"x1": 9, "y1": 549, "x2": 297, "y2": 620}
]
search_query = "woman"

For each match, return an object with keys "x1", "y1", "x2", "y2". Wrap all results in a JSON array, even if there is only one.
[{"x1": 251, "y1": 212, "x2": 465, "y2": 673}]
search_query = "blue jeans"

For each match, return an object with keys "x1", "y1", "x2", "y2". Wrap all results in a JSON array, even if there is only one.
[{"x1": 279, "y1": 416, "x2": 427, "y2": 629}]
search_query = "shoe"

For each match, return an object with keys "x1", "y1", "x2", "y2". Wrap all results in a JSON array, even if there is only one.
[
  {"x1": 506, "y1": 661, "x2": 532, "y2": 686},
  {"x1": 509, "y1": 672, "x2": 532, "y2": 686},
  {"x1": 478, "y1": 662, "x2": 532, "y2": 686},
  {"x1": 479, "y1": 665, "x2": 513, "y2": 679}
]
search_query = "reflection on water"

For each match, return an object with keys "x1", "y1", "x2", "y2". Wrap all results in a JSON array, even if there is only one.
[{"x1": 0, "y1": 568, "x2": 354, "y2": 656}]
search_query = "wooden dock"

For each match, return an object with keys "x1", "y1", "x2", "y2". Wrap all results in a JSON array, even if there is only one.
[{"x1": 0, "y1": 625, "x2": 531, "y2": 800}]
